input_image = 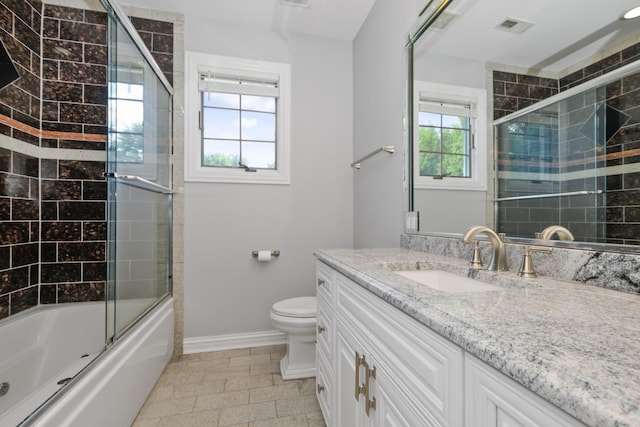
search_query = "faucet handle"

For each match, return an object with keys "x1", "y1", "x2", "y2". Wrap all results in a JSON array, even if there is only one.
[
  {"x1": 470, "y1": 241, "x2": 483, "y2": 268},
  {"x1": 518, "y1": 246, "x2": 552, "y2": 278}
]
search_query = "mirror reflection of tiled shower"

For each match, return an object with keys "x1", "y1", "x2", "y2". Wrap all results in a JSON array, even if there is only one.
[{"x1": 493, "y1": 53, "x2": 640, "y2": 245}]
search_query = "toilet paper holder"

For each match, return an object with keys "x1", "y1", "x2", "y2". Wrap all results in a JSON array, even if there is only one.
[{"x1": 252, "y1": 250, "x2": 281, "y2": 258}]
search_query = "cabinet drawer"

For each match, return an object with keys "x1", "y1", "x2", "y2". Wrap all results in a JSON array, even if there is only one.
[
  {"x1": 316, "y1": 299, "x2": 333, "y2": 362},
  {"x1": 316, "y1": 349, "x2": 333, "y2": 425},
  {"x1": 316, "y1": 261, "x2": 334, "y2": 305},
  {"x1": 465, "y1": 355, "x2": 585, "y2": 427},
  {"x1": 336, "y1": 273, "x2": 464, "y2": 426}
]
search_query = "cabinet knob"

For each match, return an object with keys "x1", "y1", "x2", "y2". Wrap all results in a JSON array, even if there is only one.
[
  {"x1": 317, "y1": 384, "x2": 325, "y2": 393},
  {"x1": 317, "y1": 278, "x2": 325, "y2": 287},
  {"x1": 317, "y1": 325, "x2": 326, "y2": 334}
]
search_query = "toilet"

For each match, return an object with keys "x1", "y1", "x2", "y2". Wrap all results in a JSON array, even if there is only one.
[{"x1": 270, "y1": 296, "x2": 317, "y2": 380}]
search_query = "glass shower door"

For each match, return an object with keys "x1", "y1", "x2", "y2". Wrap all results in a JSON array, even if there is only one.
[
  {"x1": 494, "y1": 87, "x2": 605, "y2": 241},
  {"x1": 105, "y1": 11, "x2": 173, "y2": 341}
]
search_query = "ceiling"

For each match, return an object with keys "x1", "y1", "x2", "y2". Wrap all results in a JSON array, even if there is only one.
[
  {"x1": 417, "y1": 0, "x2": 640, "y2": 74},
  {"x1": 122, "y1": 0, "x2": 377, "y2": 41}
]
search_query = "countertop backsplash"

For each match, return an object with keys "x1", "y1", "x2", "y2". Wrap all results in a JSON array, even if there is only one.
[{"x1": 401, "y1": 233, "x2": 640, "y2": 294}]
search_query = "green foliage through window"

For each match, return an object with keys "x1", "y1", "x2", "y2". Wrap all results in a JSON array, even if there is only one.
[{"x1": 418, "y1": 112, "x2": 471, "y2": 178}]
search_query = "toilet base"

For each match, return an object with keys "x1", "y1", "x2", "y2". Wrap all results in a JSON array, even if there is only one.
[
  {"x1": 279, "y1": 334, "x2": 316, "y2": 380},
  {"x1": 279, "y1": 355, "x2": 316, "y2": 380}
]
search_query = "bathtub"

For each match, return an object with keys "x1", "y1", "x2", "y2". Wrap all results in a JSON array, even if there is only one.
[{"x1": 0, "y1": 297, "x2": 173, "y2": 427}]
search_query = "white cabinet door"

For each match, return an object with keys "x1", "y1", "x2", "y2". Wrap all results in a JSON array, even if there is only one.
[
  {"x1": 465, "y1": 355, "x2": 585, "y2": 427},
  {"x1": 335, "y1": 325, "x2": 369, "y2": 427},
  {"x1": 368, "y1": 355, "x2": 431, "y2": 427}
]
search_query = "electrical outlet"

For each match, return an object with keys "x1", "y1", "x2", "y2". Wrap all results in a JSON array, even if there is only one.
[{"x1": 405, "y1": 211, "x2": 419, "y2": 233}]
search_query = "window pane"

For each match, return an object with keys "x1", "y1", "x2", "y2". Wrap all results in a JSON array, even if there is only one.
[
  {"x1": 241, "y1": 111, "x2": 275, "y2": 141},
  {"x1": 242, "y1": 141, "x2": 276, "y2": 169},
  {"x1": 242, "y1": 95, "x2": 276, "y2": 113},
  {"x1": 203, "y1": 139, "x2": 240, "y2": 167},
  {"x1": 419, "y1": 127, "x2": 441, "y2": 151},
  {"x1": 203, "y1": 92, "x2": 240, "y2": 109},
  {"x1": 442, "y1": 128, "x2": 468, "y2": 154},
  {"x1": 419, "y1": 153, "x2": 440, "y2": 176},
  {"x1": 419, "y1": 112, "x2": 440, "y2": 127},
  {"x1": 116, "y1": 99, "x2": 143, "y2": 131},
  {"x1": 115, "y1": 82, "x2": 143, "y2": 100},
  {"x1": 442, "y1": 154, "x2": 468, "y2": 177},
  {"x1": 442, "y1": 114, "x2": 468, "y2": 129},
  {"x1": 203, "y1": 108, "x2": 240, "y2": 139},
  {"x1": 116, "y1": 133, "x2": 143, "y2": 163}
]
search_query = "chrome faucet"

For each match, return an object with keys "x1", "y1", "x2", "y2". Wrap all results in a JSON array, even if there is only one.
[
  {"x1": 462, "y1": 226, "x2": 508, "y2": 272},
  {"x1": 539, "y1": 225, "x2": 574, "y2": 241}
]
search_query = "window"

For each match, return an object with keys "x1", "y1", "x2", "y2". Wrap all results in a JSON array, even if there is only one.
[
  {"x1": 111, "y1": 68, "x2": 144, "y2": 163},
  {"x1": 413, "y1": 81, "x2": 487, "y2": 191},
  {"x1": 185, "y1": 52, "x2": 291, "y2": 184}
]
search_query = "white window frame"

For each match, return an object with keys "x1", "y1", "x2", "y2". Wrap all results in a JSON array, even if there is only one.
[
  {"x1": 413, "y1": 81, "x2": 487, "y2": 191},
  {"x1": 185, "y1": 52, "x2": 291, "y2": 184}
]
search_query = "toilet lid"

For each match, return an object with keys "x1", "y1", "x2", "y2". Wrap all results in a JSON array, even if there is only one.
[{"x1": 272, "y1": 297, "x2": 317, "y2": 318}]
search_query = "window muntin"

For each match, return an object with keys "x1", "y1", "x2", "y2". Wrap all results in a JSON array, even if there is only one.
[
  {"x1": 201, "y1": 91, "x2": 277, "y2": 169},
  {"x1": 418, "y1": 109, "x2": 471, "y2": 178}
]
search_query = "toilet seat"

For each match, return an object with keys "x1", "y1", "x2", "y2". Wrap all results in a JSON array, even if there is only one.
[{"x1": 271, "y1": 297, "x2": 316, "y2": 318}]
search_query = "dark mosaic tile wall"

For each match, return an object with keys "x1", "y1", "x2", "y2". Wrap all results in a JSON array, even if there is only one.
[
  {"x1": 601, "y1": 71, "x2": 640, "y2": 244},
  {"x1": 0, "y1": 2, "x2": 174, "y2": 321},
  {"x1": 0, "y1": 147, "x2": 40, "y2": 318},
  {"x1": 41, "y1": 4, "x2": 108, "y2": 148},
  {"x1": 559, "y1": 42, "x2": 640, "y2": 91},
  {"x1": 0, "y1": 0, "x2": 42, "y2": 143},
  {"x1": 493, "y1": 71, "x2": 558, "y2": 121},
  {"x1": 38, "y1": 158, "x2": 107, "y2": 305},
  {"x1": 129, "y1": 16, "x2": 174, "y2": 86},
  {"x1": 494, "y1": 41, "x2": 640, "y2": 244}
]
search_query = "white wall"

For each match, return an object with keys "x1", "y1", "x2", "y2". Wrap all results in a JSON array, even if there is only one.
[
  {"x1": 353, "y1": 0, "x2": 488, "y2": 246},
  {"x1": 414, "y1": 189, "x2": 486, "y2": 234},
  {"x1": 352, "y1": 0, "x2": 415, "y2": 248},
  {"x1": 182, "y1": 26, "x2": 354, "y2": 339}
]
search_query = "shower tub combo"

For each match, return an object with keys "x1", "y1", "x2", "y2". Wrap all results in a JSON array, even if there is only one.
[
  {"x1": 0, "y1": 0, "x2": 175, "y2": 424},
  {"x1": 0, "y1": 299, "x2": 173, "y2": 426}
]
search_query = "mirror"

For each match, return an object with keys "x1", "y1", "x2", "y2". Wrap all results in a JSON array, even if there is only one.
[{"x1": 407, "y1": 0, "x2": 640, "y2": 248}]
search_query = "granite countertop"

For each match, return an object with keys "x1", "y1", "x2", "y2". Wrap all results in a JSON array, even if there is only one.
[{"x1": 314, "y1": 247, "x2": 640, "y2": 427}]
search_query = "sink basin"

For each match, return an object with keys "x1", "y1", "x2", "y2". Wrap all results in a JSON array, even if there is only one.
[{"x1": 394, "y1": 270, "x2": 504, "y2": 293}]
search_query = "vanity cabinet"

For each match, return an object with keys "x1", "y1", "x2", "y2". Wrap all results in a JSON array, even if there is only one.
[
  {"x1": 316, "y1": 260, "x2": 586, "y2": 427},
  {"x1": 316, "y1": 261, "x2": 464, "y2": 426},
  {"x1": 465, "y1": 355, "x2": 584, "y2": 427}
]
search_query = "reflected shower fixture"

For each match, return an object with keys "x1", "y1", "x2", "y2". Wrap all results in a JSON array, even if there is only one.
[
  {"x1": 579, "y1": 102, "x2": 631, "y2": 144},
  {"x1": 622, "y1": 6, "x2": 640, "y2": 19},
  {"x1": 0, "y1": 39, "x2": 19, "y2": 91}
]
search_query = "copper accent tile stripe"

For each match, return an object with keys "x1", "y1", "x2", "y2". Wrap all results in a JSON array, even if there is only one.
[
  {"x1": 498, "y1": 148, "x2": 640, "y2": 169},
  {"x1": 0, "y1": 114, "x2": 107, "y2": 142}
]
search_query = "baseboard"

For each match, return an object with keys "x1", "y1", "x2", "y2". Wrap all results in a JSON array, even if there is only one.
[{"x1": 183, "y1": 329, "x2": 287, "y2": 354}]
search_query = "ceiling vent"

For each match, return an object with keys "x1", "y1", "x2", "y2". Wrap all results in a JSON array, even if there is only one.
[
  {"x1": 495, "y1": 17, "x2": 534, "y2": 34},
  {"x1": 280, "y1": 0, "x2": 310, "y2": 7}
]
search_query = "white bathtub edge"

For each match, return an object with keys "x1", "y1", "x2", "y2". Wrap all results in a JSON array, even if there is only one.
[{"x1": 29, "y1": 298, "x2": 174, "y2": 427}]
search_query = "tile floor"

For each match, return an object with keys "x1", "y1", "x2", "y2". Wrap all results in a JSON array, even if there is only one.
[{"x1": 132, "y1": 345, "x2": 326, "y2": 427}]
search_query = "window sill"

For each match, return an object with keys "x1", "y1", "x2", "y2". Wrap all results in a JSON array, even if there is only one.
[
  {"x1": 185, "y1": 167, "x2": 290, "y2": 185},
  {"x1": 414, "y1": 180, "x2": 486, "y2": 191}
]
